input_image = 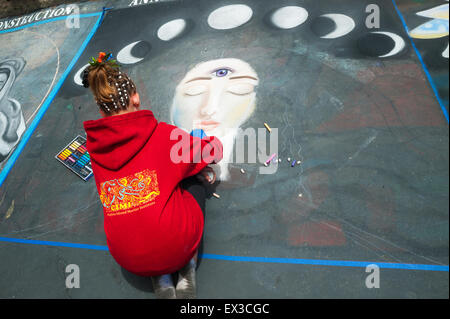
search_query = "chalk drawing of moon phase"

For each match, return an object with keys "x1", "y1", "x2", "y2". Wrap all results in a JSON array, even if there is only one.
[
  {"x1": 157, "y1": 19, "x2": 186, "y2": 41},
  {"x1": 416, "y1": 3, "x2": 449, "y2": 19},
  {"x1": 117, "y1": 41, "x2": 145, "y2": 64},
  {"x1": 74, "y1": 63, "x2": 89, "y2": 86},
  {"x1": 271, "y1": 6, "x2": 308, "y2": 29},
  {"x1": 320, "y1": 14, "x2": 355, "y2": 39},
  {"x1": 443, "y1": 43, "x2": 449, "y2": 58},
  {"x1": 207, "y1": 4, "x2": 253, "y2": 30},
  {"x1": 372, "y1": 31, "x2": 406, "y2": 57}
]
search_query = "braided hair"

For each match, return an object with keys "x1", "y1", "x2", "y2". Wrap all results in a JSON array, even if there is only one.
[{"x1": 82, "y1": 53, "x2": 137, "y2": 115}]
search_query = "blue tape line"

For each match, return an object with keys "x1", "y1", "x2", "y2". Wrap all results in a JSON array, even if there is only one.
[
  {"x1": 201, "y1": 253, "x2": 449, "y2": 272},
  {"x1": 391, "y1": 0, "x2": 449, "y2": 124},
  {"x1": 0, "y1": 236, "x2": 447, "y2": 272},
  {"x1": 0, "y1": 237, "x2": 109, "y2": 251},
  {"x1": 0, "y1": 12, "x2": 102, "y2": 34},
  {"x1": 0, "y1": 10, "x2": 105, "y2": 188}
]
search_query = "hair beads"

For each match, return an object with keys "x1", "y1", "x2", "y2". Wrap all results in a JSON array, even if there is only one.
[
  {"x1": 84, "y1": 53, "x2": 136, "y2": 114},
  {"x1": 99, "y1": 72, "x2": 134, "y2": 113},
  {"x1": 96, "y1": 71, "x2": 135, "y2": 114}
]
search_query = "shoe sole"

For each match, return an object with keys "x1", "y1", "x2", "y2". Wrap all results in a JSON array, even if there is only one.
[
  {"x1": 176, "y1": 269, "x2": 196, "y2": 299},
  {"x1": 151, "y1": 276, "x2": 177, "y2": 299},
  {"x1": 155, "y1": 287, "x2": 177, "y2": 299}
]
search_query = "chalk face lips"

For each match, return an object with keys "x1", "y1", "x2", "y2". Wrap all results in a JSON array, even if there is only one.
[{"x1": 197, "y1": 119, "x2": 220, "y2": 132}]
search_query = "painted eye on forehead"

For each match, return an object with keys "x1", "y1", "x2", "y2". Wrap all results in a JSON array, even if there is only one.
[{"x1": 212, "y1": 68, "x2": 232, "y2": 77}]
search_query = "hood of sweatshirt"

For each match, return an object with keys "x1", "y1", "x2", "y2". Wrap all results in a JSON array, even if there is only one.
[{"x1": 83, "y1": 110, "x2": 157, "y2": 171}]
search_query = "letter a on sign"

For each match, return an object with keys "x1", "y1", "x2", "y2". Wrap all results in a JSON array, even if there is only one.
[
  {"x1": 365, "y1": 4, "x2": 380, "y2": 29},
  {"x1": 365, "y1": 264, "x2": 380, "y2": 288},
  {"x1": 65, "y1": 264, "x2": 80, "y2": 288}
]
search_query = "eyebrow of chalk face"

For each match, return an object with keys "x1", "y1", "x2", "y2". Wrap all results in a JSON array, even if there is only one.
[
  {"x1": 184, "y1": 77, "x2": 212, "y2": 84},
  {"x1": 229, "y1": 75, "x2": 258, "y2": 81}
]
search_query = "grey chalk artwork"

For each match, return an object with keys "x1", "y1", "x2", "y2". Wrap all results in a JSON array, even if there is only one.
[{"x1": 0, "y1": 57, "x2": 26, "y2": 163}]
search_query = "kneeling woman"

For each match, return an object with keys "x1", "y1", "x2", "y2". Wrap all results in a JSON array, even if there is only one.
[{"x1": 82, "y1": 52, "x2": 222, "y2": 299}]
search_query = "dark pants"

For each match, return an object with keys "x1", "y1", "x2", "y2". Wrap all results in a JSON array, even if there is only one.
[
  {"x1": 180, "y1": 176, "x2": 206, "y2": 216},
  {"x1": 180, "y1": 175, "x2": 217, "y2": 269}
]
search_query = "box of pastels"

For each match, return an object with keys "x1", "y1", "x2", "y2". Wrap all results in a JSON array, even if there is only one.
[{"x1": 55, "y1": 135, "x2": 93, "y2": 181}]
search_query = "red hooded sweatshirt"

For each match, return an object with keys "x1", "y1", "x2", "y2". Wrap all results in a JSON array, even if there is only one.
[{"x1": 83, "y1": 110, "x2": 223, "y2": 276}]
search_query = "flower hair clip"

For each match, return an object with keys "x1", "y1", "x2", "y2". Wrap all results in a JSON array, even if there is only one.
[
  {"x1": 89, "y1": 52, "x2": 120, "y2": 68},
  {"x1": 82, "y1": 52, "x2": 121, "y2": 88}
]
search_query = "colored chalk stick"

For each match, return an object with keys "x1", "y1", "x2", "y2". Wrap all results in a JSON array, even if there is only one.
[{"x1": 265, "y1": 153, "x2": 277, "y2": 164}]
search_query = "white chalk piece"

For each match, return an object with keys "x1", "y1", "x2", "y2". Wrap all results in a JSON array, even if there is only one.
[
  {"x1": 263, "y1": 162, "x2": 268, "y2": 167},
  {"x1": 278, "y1": 158, "x2": 282, "y2": 162},
  {"x1": 213, "y1": 193, "x2": 221, "y2": 198},
  {"x1": 287, "y1": 157, "x2": 291, "y2": 162},
  {"x1": 297, "y1": 160, "x2": 301, "y2": 165},
  {"x1": 298, "y1": 193, "x2": 303, "y2": 198},
  {"x1": 240, "y1": 168, "x2": 245, "y2": 174}
]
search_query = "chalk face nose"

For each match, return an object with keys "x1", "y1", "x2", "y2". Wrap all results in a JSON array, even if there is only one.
[{"x1": 199, "y1": 79, "x2": 226, "y2": 118}]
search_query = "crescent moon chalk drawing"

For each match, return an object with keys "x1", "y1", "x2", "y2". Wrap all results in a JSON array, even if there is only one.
[
  {"x1": 372, "y1": 31, "x2": 406, "y2": 58},
  {"x1": 320, "y1": 14, "x2": 355, "y2": 39},
  {"x1": 117, "y1": 41, "x2": 146, "y2": 64},
  {"x1": 74, "y1": 63, "x2": 89, "y2": 86}
]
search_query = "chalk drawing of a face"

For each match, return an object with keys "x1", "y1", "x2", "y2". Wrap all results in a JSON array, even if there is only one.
[
  {"x1": 0, "y1": 58, "x2": 26, "y2": 163},
  {"x1": 171, "y1": 58, "x2": 259, "y2": 180}
]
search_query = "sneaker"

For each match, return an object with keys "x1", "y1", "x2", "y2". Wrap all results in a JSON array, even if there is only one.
[
  {"x1": 151, "y1": 274, "x2": 176, "y2": 299},
  {"x1": 176, "y1": 258, "x2": 197, "y2": 299}
]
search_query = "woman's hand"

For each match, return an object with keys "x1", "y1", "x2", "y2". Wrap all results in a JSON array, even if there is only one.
[{"x1": 196, "y1": 166, "x2": 216, "y2": 184}]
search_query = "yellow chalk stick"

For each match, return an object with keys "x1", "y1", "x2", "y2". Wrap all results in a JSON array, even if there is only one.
[{"x1": 264, "y1": 122, "x2": 272, "y2": 133}]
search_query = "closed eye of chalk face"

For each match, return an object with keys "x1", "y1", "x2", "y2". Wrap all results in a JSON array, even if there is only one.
[
  {"x1": 183, "y1": 84, "x2": 208, "y2": 96},
  {"x1": 183, "y1": 79, "x2": 256, "y2": 96},
  {"x1": 226, "y1": 83, "x2": 255, "y2": 95}
]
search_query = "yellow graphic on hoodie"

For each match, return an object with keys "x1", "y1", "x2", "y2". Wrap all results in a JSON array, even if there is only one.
[{"x1": 100, "y1": 169, "x2": 160, "y2": 216}]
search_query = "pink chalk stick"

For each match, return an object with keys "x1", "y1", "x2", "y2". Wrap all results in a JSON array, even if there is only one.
[{"x1": 265, "y1": 153, "x2": 277, "y2": 164}]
